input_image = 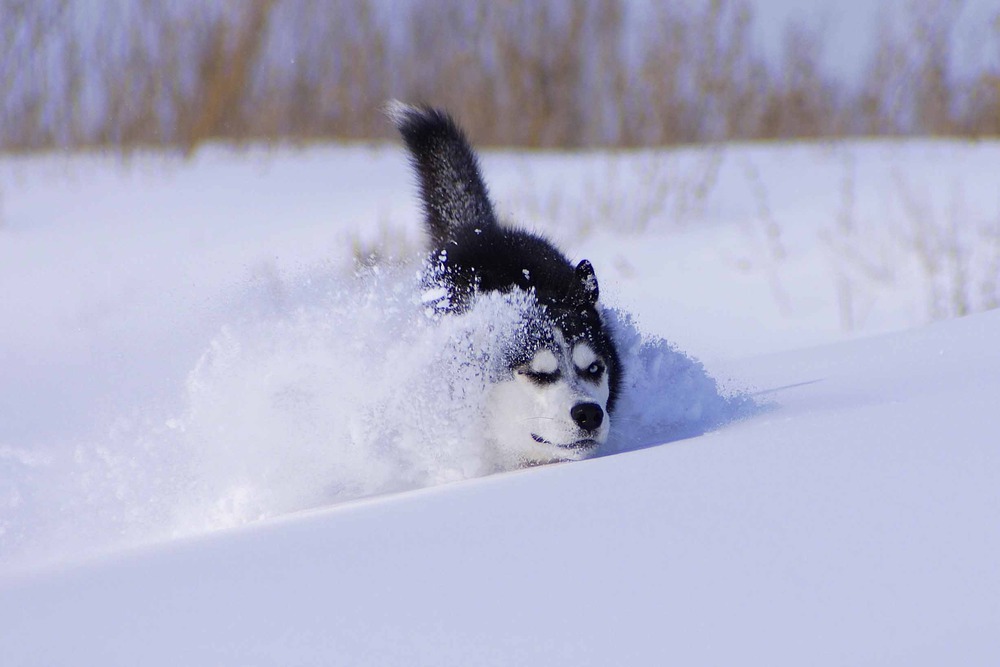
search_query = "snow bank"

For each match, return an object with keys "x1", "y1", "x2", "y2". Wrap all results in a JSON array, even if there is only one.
[
  {"x1": 2, "y1": 310, "x2": 996, "y2": 667},
  {"x1": 0, "y1": 262, "x2": 747, "y2": 571}
]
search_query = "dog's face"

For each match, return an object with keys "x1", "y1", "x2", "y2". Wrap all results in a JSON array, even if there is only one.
[{"x1": 487, "y1": 327, "x2": 613, "y2": 465}]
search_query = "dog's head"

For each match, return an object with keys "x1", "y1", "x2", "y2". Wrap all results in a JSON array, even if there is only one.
[{"x1": 485, "y1": 260, "x2": 620, "y2": 466}]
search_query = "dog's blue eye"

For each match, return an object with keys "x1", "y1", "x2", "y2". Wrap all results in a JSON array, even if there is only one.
[{"x1": 586, "y1": 362, "x2": 604, "y2": 377}]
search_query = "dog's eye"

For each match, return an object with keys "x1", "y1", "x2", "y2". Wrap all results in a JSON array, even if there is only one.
[
  {"x1": 585, "y1": 362, "x2": 604, "y2": 378},
  {"x1": 520, "y1": 369, "x2": 560, "y2": 385}
]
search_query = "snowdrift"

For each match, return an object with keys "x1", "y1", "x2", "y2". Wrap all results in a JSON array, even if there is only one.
[
  {"x1": 2, "y1": 310, "x2": 998, "y2": 666},
  {"x1": 2, "y1": 140, "x2": 998, "y2": 665},
  {"x1": 1, "y1": 260, "x2": 746, "y2": 570}
]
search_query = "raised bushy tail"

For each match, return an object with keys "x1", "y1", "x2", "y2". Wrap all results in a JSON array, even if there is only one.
[{"x1": 386, "y1": 101, "x2": 498, "y2": 246}]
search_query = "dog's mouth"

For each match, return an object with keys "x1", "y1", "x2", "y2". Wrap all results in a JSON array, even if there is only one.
[{"x1": 531, "y1": 433, "x2": 600, "y2": 452}]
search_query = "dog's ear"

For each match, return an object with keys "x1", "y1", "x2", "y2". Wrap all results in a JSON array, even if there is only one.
[{"x1": 572, "y1": 259, "x2": 599, "y2": 306}]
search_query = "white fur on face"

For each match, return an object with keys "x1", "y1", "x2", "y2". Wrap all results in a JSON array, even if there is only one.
[
  {"x1": 572, "y1": 342, "x2": 598, "y2": 371},
  {"x1": 529, "y1": 348, "x2": 559, "y2": 374},
  {"x1": 486, "y1": 330, "x2": 611, "y2": 467}
]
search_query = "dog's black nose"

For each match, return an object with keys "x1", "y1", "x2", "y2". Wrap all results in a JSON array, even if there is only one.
[{"x1": 570, "y1": 402, "x2": 604, "y2": 431}]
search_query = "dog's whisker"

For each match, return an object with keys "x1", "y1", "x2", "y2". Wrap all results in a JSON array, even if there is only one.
[{"x1": 605, "y1": 416, "x2": 640, "y2": 424}]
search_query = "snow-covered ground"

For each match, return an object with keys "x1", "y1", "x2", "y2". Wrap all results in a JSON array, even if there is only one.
[{"x1": 1, "y1": 139, "x2": 998, "y2": 665}]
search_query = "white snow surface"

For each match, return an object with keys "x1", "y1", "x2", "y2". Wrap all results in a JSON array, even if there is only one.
[{"x1": 1, "y1": 140, "x2": 999, "y2": 665}]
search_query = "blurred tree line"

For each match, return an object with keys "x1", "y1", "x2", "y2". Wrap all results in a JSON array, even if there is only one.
[{"x1": 2, "y1": 0, "x2": 998, "y2": 154}]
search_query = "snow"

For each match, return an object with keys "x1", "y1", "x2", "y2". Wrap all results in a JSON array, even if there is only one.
[{"x1": 1, "y1": 139, "x2": 999, "y2": 665}]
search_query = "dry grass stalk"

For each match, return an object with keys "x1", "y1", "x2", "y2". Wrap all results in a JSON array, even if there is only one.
[{"x1": 1, "y1": 0, "x2": 999, "y2": 153}]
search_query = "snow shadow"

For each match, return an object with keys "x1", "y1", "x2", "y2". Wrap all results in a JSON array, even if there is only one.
[{"x1": 601, "y1": 308, "x2": 756, "y2": 455}]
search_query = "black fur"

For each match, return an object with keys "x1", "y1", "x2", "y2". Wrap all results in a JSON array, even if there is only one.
[{"x1": 390, "y1": 102, "x2": 621, "y2": 411}]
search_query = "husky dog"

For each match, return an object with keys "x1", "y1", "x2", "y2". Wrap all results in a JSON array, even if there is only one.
[{"x1": 388, "y1": 102, "x2": 620, "y2": 465}]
